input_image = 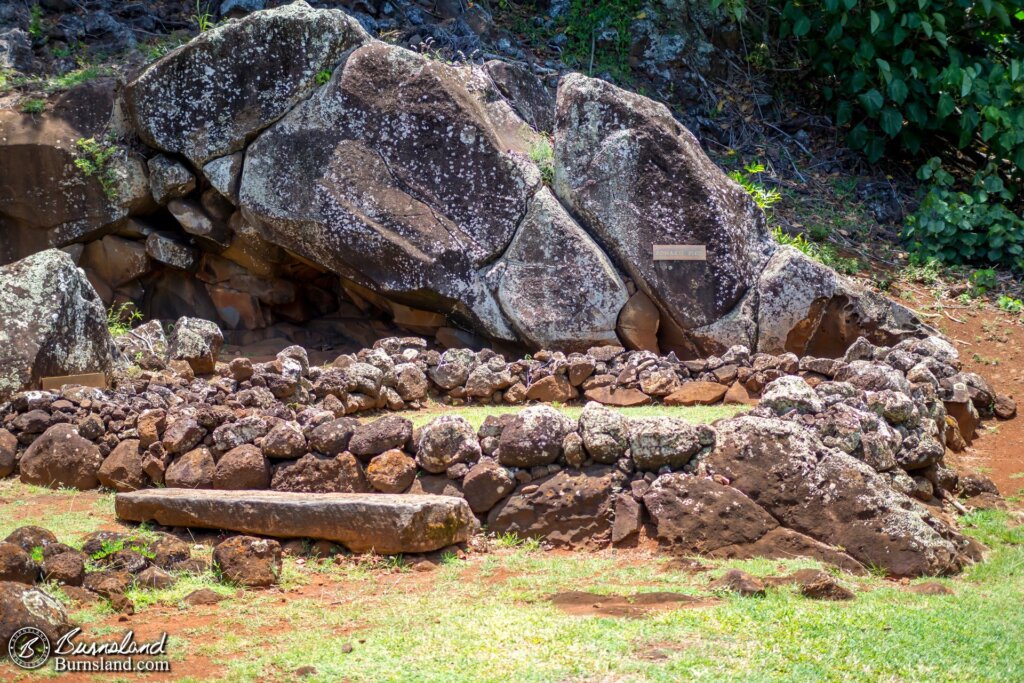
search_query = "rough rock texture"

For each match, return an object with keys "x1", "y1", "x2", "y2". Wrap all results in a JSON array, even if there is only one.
[
  {"x1": 702, "y1": 416, "x2": 971, "y2": 576},
  {"x1": 97, "y1": 439, "x2": 146, "y2": 492},
  {"x1": 212, "y1": 535, "x2": 282, "y2": 587},
  {"x1": 127, "y1": 1, "x2": 371, "y2": 164},
  {"x1": 487, "y1": 466, "x2": 616, "y2": 547},
  {"x1": 755, "y1": 247, "x2": 932, "y2": 356},
  {"x1": 20, "y1": 423, "x2": 105, "y2": 490},
  {"x1": 0, "y1": 581, "x2": 74, "y2": 651},
  {"x1": 240, "y1": 40, "x2": 541, "y2": 341},
  {"x1": 416, "y1": 415, "x2": 480, "y2": 473},
  {"x1": 0, "y1": 250, "x2": 118, "y2": 402},
  {"x1": 484, "y1": 188, "x2": 628, "y2": 350},
  {"x1": 553, "y1": 72, "x2": 772, "y2": 355},
  {"x1": 497, "y1": 405, "x2": 574, "y2": 468},
  {"x1": 115, "y1": 489, "x2": 476, "y2": 554}
]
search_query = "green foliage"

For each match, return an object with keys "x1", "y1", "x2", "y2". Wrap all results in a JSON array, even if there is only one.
[
  {"x1": 47, "y1": 64, "x2": 108, "y2": 91},
  {"x1": 773, "y1": 227, "x2": 863, "y2": 274},
  {"x1": 192, "y1": 0, "x2": 215, "y2": 33},
  {"x1": 728, "y1": 162, "x2": 781, "y2": 211},
  {"x1": 30, "y1": 545, "x2": 45, "y2": 564},
  {"x1": 561, "y1": 0, "x2": 643, "y2": 78},
  {"x1": 902, "y1": 253, "x2": 943, "y2": 284},
  {"x1": 106, "y1": 302, "x2": 142, "y2": 337},
  {"x1": 997, "y1": 294, "x2": 1024, "y2": 313},
  {"x1": 29, "y1": 4, "x2": 44, "y2": 41},
  {"x1": 74, "y1": 136, "x2": 119, "y2": 200},
  {"x1": 20, "y1": 98, "x2": 45, "y2": 114},
  {"x1": 904, "y1": 158, "x2": 1024, "y2": 270},
  {"x1": 315, "y1": 69, "x2": 332, "y2": 85},
  {"x1": 768, "y1": 0, "x2": 1024, "y2": 270},
  {"x1": 528, "y1": 135, "x2": 555, "y2": 185}
]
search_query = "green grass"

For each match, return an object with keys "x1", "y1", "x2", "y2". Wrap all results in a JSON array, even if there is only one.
[
  {"x1": 1, "y1": 479, "x2": 1021, "y2": 681},
  {"x1": 390, "y1": 402, "x2": 748, "y2": 429},
  {"x1": 103, "y1": 509, "x2": 1019, "y2": 682}
]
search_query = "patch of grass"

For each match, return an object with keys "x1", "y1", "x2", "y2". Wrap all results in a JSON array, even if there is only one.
[
  {"x1": 391, "y1": 402, "x2": 748, "y2": 429},
  {"x1": 0, "y1": 479, "x2": 117, "y2": 543},
  {"x1": 47, "y1": 64, "x2": 109, "y2": 91},
  {"x1": 528, "y1": 135, "x2": 554, "y2": 185},
  {"x1": 20, "y1": 97, "x2": 45, "y2": 114},
  {"x1": 106, "y1": 302, "x2": 142, "y2": 337}
]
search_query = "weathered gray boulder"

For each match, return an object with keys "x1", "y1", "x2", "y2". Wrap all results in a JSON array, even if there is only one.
[
  {"x1": 628, "y1": 417, "x2": 708, "y2": 471},
  {"x1": 416, "y1": 415, "x2": 481, "y2": 473},
  {"x1": 0, "y1": 582, "x2": 74, "y2": 653},
  {"x1": 484, "y1": 188, "x2": 628, "y2": 350},
  {"x1": 755, "y1": 247, "x2": 931, "y2": 357},
  {"x1": 578, "y1": 401, "x2": 628, "y2": 464},
  {"x1": 167, "y1": 317, "x2": 223, "y2": 375},
  {"x1": 553, "y1": 72, "x2": 774, "y2": 356},
  {"x1": 0, "y1": 250, "x2": 118, "y2": 403},
  {"x1": 496, "y1": 405, "x2": 575, "y2": 468},
  {"x1": 115, "y1": 489, "x2": 477, "y2": 554},
  {"x1": 702, "y1": 416, "x2": 973, "y2": 576},
  {"x1": 126, "y1": 1, "x2": 371, "y2": 165}
]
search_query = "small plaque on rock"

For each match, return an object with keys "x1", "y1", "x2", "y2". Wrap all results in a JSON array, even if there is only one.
[{"x1": 652, "y1": 244, "x2": 707, "y2": 261}]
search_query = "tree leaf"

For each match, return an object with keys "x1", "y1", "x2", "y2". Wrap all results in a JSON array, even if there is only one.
[
  {"x1": 888, "y1": 78, "x2": 908, "y2": 104},
  {"x1": 880, "y1": 107, "x2": 904, "y2": 137}
]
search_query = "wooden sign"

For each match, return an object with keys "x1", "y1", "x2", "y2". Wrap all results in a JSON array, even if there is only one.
[
  {"x1": 653, "y1": 244, "x2": 707, "y2": 261},
  {"x1": 41, "y1": 373, "x2": 107, "y2": 391}
]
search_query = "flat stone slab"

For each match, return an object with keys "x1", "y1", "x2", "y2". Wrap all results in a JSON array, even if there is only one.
[{"x1": 115, "y1": 489, "x2": 477, "y2": 554}]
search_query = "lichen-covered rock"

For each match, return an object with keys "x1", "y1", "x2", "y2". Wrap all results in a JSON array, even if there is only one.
[
  {"x1": 167, "y1": 317, "x2": 223, "y2": 375},
  {"x1": 484, "y1": 188, "x2": 628, "y2": 350},
  {"x1": 760, "y1": 375, "x2": 824, "y2": 415},
  {"x1": 0, "y1": 250, "x2": 118, "y2": 403},
  {"x1": 417, "y1": 415, "x2": 481, "y2": 473},
  {"x1": 628, "y1": 417, "x2": 707, "y2": 471},
  {"x1": 348, "y1": 415, "x2": 413, "y2": 458},
  {"x1": 462, "y1": 460, "x2": 515, "y2": 513},
  {"x1": 553, "y1": 72, "x2": 773, "y2": 355},
  {"x1": 579, "y1": 401, "x2": 628, "y2": 464},
  {"x1": 240, "y1": 41, "x2": 543, "y2": 341},
  {"x1": 755, "y1": 247, "x2": 931, "y2": 357},
  {"x1": 127, "y1": 1, "x2": 370, "y2": 164},
  {"x1": 703, "y1": 416, "x2": 972, "y2": 577},
  {"x1": 0, "y1": 582, "x2": 74, "y2": 652},
  {"x1": 497, "y1": 405, "x2": 575, "y2": 468}
]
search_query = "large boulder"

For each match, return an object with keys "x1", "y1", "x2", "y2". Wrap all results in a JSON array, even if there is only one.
[
  {"x1": 755, "y1": 247, "x2": 931, "y2": 357},
  {"x1": 487, "y1": 466, "x2": 616, "y2": 547},
  {"x1": 553, "y1": 72, "x2": 773, "y2": 356},
  {"x1": 239, "y1": 40, "x2": 544, "y2": 341},
  {"x1": 126, "y1": 2, "x2": 371, "y2": 165},
  {"x1": 496, "y1": 405, "x2": 575, "y2": 468},
  {"x1": 0, "y1": 582, "x2": 74, "y2": 656},
  {"x1": 702, "y1": 416, "x2": 973, "y2": 576},
  {"x1": 20, "y1": 424, "x2": 105, "y2": 490},
  {"x1": 0, "y1": 250, "x2": 119, "y2": 403}
]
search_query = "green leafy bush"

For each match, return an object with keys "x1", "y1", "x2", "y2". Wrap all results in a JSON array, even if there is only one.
[
  {"x1": 769, "y1": 0, "x2": 1024, "y2": 270},
  {"x1": 74, "y1": 137, "x2": 119, "y2": 200}
]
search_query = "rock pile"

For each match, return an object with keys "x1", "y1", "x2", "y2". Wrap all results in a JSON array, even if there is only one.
[{"x1": 0, "y1": 320, "x2": 1012, "y2": 576}]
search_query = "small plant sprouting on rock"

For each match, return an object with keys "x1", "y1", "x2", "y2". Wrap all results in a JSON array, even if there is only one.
[
  {"x1": 28, "y1": 4, "x2": 44, "y2": 42},
  {"x1": 30, "y1": 545, "x2": 44, "y2": 564},
  {"x1": 729, "y1": 162, "x2": 781, "y2": 213},
  {"x1": 529, "y1": 135, "x2": 555, "y2": 186},
  {"x1": 192, "y1": 0, "x2": 215, "y2": 33},
  {"x1": 20, "y1": 98, "x2": 45, "y2": 115},
  {"x1": 106, "y1": 302, "x2": 142, "y2": 337},
  {"x1": 74, "y1": 136, "x2": 119, "y2": 201},
  {"x1": 315, "y1": 69, "x2": 332, "y2": 86},
  {"x1": 773, "y1": 227, "x2": 862, "y2": 276}
]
